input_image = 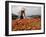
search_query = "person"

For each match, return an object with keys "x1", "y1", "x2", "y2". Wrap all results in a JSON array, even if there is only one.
[{"x1": 20, "y1": 8, "x2": 25, "y2": 19}]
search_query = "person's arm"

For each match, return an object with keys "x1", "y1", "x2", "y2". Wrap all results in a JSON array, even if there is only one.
[{"x1": 24, "y1": 9, "x2": 26, "y2": 18}]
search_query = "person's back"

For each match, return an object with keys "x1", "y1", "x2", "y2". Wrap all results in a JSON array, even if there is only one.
[{"x1": 20, "y1": 8, "x2": 25, "y2": 19}]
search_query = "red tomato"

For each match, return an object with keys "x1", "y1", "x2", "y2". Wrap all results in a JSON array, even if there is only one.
[{"x1": 31, "y1": 26, "x2": 36, "y2": 30}]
